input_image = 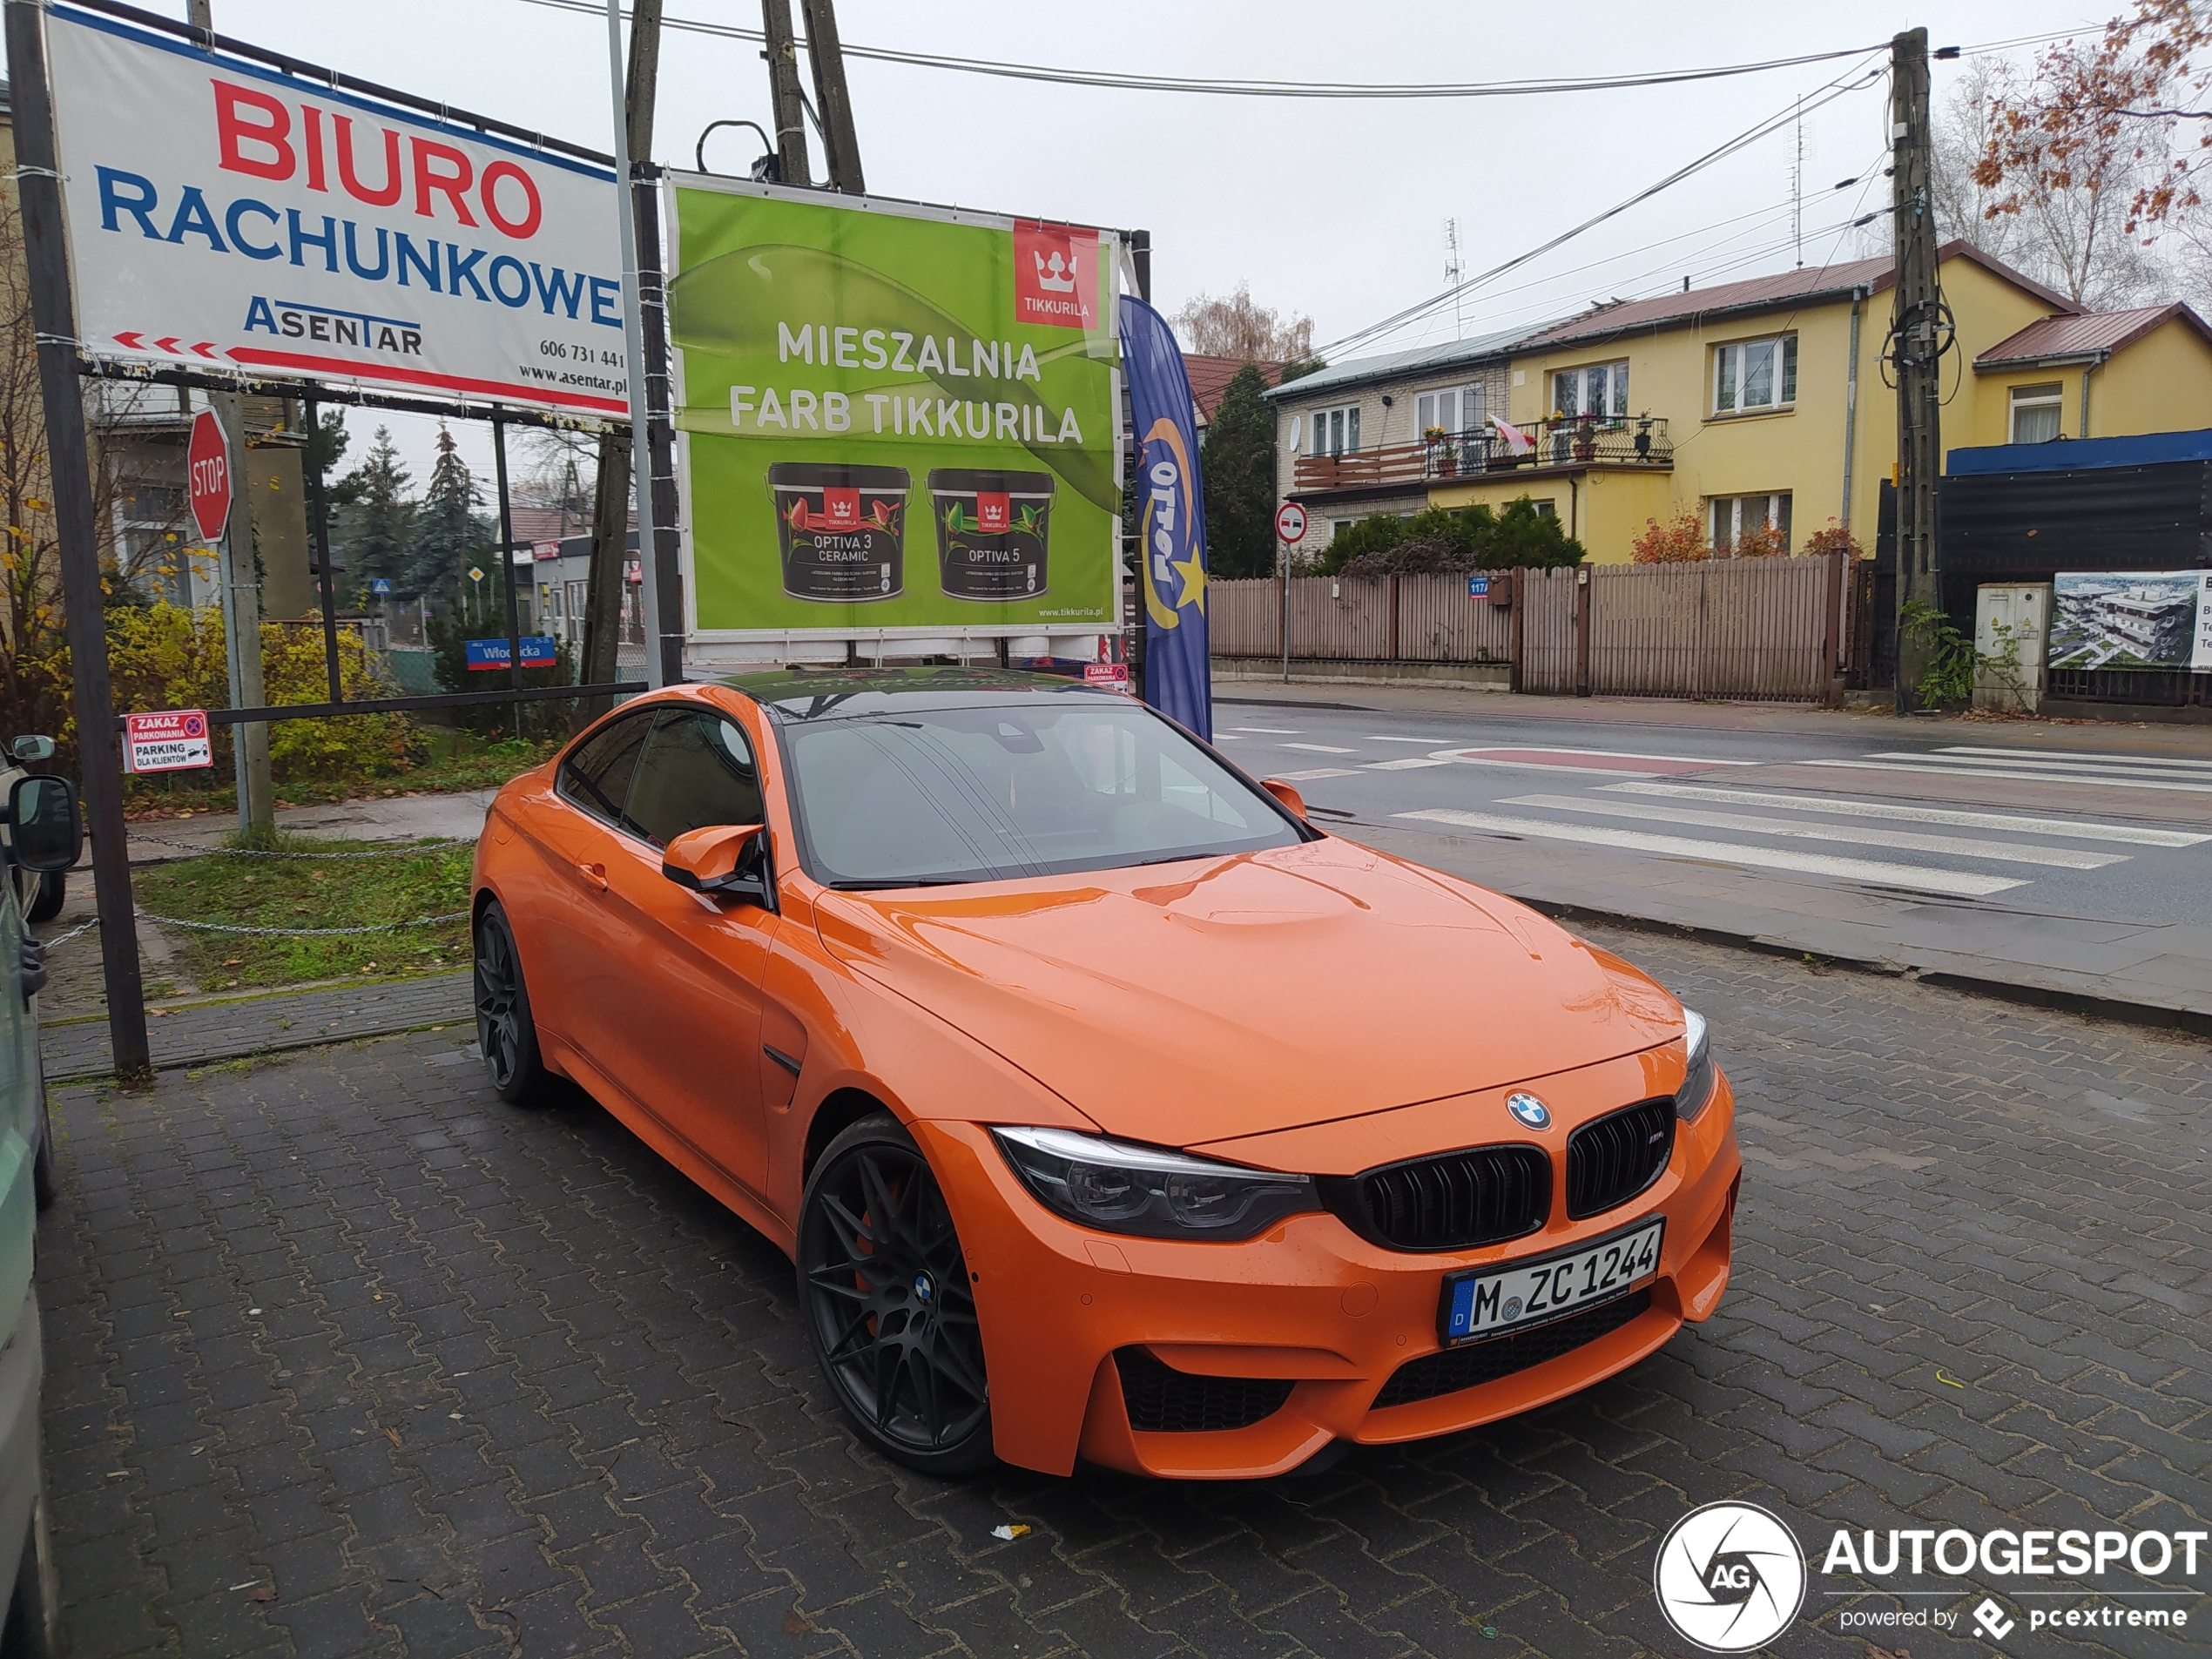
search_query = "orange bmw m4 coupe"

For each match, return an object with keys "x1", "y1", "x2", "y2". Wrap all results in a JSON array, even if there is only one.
[{"x1": 471, "y1": 668, "x2": 1738, "y2": 1480}]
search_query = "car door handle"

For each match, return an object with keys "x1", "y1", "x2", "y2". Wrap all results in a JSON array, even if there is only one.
[{"x1": 577, "y1": 861, "x2": 608, "y2": 892}]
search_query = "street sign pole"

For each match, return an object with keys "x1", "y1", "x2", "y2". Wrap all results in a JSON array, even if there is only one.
[
  {"x1": 1275, "y1": 502, "x2": 1306, "y2": 685},
  {"x1": 208, "y1": 393, "x2": 273, "y2": 837},
  {"x1": 3, "y1": 0, "x2": 152, "y2": 1082},
  {"x1": 606, "y1": 0, "x2": 665, "y2": 689}
]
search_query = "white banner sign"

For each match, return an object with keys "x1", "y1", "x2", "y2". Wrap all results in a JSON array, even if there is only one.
[{"x1": 45, "y1": 4, "x2": 628, "y2": 419}]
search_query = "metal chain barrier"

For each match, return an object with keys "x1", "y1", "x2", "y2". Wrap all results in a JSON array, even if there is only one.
[
  {"x1": 39, "y1": 911, "x2": 469, "y2": 945},
  {"x1": 132, "y1": 835, "x2": 466, "y2": 860},
  {"x1": 39, "y1": 917, "x2": 101, "y2": 949}
]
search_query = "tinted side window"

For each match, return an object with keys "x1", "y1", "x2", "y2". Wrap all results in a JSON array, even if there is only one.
[
  {"x1": 556, "y1": 712, "x2": 653, "y2": 831},
  {"x1": 625, "y1": 711, "x2": 765, "y2": 848}
]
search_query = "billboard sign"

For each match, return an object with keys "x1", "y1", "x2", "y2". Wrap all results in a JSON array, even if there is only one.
[
  {"x1": 664, "y1": 176, "x2": 1123, "y2": 640},
  {"x1": 44, "y1": 3, "x2": 626, "y2": 418},
  {"x1": 2048, "y1": 571, "x2": 2211, "y2": 671}
]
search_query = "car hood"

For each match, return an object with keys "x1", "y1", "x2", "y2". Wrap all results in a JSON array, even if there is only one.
[{"x1": 813, "y1": 837, "x2": 1683, "y2": 1147}]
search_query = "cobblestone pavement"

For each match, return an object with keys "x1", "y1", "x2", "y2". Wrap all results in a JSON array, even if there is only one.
[{"x1": 36, "y1": 924, "x2": 2212, "y2": 1658}]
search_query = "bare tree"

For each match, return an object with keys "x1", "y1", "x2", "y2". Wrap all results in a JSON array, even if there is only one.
[{"x1": 1170, "y1": 283, "x2": 1315, "y2": 362}]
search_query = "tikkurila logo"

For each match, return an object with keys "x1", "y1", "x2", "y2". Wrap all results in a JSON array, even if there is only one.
[{"x1": 1014, "y1": 221, "x2": 1095, "y2": 328}]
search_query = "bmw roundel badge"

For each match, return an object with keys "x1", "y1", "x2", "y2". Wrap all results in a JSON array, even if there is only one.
[{"x1": 1506, "y1": 1093, "x2": 1553, "y2": 1130}]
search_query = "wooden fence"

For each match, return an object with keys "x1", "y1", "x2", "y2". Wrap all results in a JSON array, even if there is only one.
[{"x1": 1210, "y1": 554, "x2": 1853, "y2": 704}]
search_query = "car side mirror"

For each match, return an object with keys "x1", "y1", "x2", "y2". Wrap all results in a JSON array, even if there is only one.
[
  {"x1": 10, "y1": 775, "x2": 81, "y2": 872},
  {"x1": 10, "y1": 736, "x2": 54, "y2": 763},
  {"x1": 662, "y1": 823, "x2": 775, "y2": 910},
  {"x1": 1260, "y1": 779, "x2": 1308, "y2": 820}
]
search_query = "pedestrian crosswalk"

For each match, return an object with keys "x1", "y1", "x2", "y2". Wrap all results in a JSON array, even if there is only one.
[
  {"x1": 1220, "y1": 724, "x2": 2209, "y2": 900},
  {"x1": 1804, "y1": 745, "x2": 2212, "y2": 796}
]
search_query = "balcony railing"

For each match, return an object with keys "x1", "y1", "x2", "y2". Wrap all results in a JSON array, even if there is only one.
[{"x1": 1292, "y1": 415, "x2": 1672, "y2": 493}]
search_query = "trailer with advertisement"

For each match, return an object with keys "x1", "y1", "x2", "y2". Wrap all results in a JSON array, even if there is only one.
[{"x1": 662, "y1": 176, "x2": 1127, "y2": 671}]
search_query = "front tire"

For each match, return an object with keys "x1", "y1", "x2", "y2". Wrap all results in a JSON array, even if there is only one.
[
  {"x1": 13, "y1": 868, "x2": 60, "y2": 927},
  {"x1": 798, "y1": 1113, "x2": 993, "y2": 1474},
  {"x1": 474, "y1": 900, "x2": 547, "y2": 1105}
]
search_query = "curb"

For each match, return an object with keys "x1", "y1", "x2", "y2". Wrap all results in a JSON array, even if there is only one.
[
  {"x1": 47, "y1": 1009, "x2": 473, "y2": 1086},
  {"x1": 1517, "y1": 896, "x2": 2212, "y2": 1042}
]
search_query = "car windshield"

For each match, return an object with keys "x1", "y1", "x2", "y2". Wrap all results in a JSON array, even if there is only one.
[{"x1": 779, "y1": 697, "x2": 1305, "y2": 888}]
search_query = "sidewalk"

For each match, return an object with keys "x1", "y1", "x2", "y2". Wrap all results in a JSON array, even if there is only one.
[{"x1": 42, "y1": 970, "x2": 472, "y2": 1084}]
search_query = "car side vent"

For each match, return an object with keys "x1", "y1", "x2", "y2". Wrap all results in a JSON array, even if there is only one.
[
  {"x1": 1325, "y1": 1145, "x2": 1551, "y2": 1253},
  {"x1": 1114, "y1": 1347, "x2": 1294, "y2": 1433},
  {"x1": 1565, "y1": 1098, "x2": 1676, "y2": 1220},
  {"x1": 1373, "y1": 1290, "x2": 1653, "y2": 1410}
]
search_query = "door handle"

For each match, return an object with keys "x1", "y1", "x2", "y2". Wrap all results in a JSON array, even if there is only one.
[{"x1": 577, "y1": 861, "x2": 608, "y2": 892}]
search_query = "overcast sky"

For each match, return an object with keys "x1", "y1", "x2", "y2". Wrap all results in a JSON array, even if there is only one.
[{"x1": 191, "y1": 0, "x2": 2115, "y2": 489}]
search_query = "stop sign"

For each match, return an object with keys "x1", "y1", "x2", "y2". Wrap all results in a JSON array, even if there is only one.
[{"x1": 186, "y1": 408, "x2": 232, "y2": 543}]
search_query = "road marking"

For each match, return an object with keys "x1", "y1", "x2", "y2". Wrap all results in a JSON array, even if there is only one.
[
  {"x1": 1443, "y1": 746, "x2": 1757, "y2": 777},
  {"x1": 1214, "y1": 734, "x2": 1244, "y2": 740},
  {"x1": 1272, "y1": 767, "x2": 1359, "y2": 781},
  {"x1": 1871, "y1": 749, "x2": 2212, "y2": 779},
  {"x1": 1801, "y1": 758, "x2": 2212, "y2": 795},
  {"x1": 1279, "y1": 743, "x2": 1356, "y2": 753},
  {"x1": 1367, "y1": 735, "x2": 1443, "y2": 744},
  {"x1": 1393, "y1": 807, "x2": 2029, "y2": 896},
  {"x1": 1364, "y1": 757, "x2": 1455, "y2": 771},
  {"x1": 1229, "y1": 726, "x2": 1300, "y2": 734},
  {"x1": 1598, "y1": 781, "x2": 2210, "y2": 846},
  {"x1": 1500, "y1": 793, "x2": 2128, "y2": 869},
  {"x1": 1934, "y1": 745, "x2": 2212, "y2": 774}
]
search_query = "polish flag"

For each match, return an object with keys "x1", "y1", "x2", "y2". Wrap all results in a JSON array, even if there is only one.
[{"x1": 1491, "y1": 416, "x2": 1534, "y2": 455}]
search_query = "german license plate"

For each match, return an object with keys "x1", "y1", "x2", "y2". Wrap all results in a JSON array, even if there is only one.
[{"x1": 1440, "y1": 1217, "x2": 1664, "y2": 1345}]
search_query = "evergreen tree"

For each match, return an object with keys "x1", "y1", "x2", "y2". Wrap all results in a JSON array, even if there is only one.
[
  {"x1": 340, "y1": 426, "x2": 415, "y2": 597},
  {"x1": 1201, "y1": 363, "x2": 1278, "y2": 581},
  {"x1": 408, "y1": 424, "x2": 488, "y2": 610}
]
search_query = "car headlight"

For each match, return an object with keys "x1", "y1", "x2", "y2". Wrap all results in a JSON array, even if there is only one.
[
  {"x1": 992, "y1": 1126, "x2": 1318, "y2": 1241},
  {"x1": 1675, "y1": 1008, "x2": 1717, "y2": 1122}
]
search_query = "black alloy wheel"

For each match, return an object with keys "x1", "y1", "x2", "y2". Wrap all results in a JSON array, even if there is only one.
[
  {"x1": 798, "y1": 1114, "x2": 993, "y2": 1473},
  {"x1": 473, "y1": 901, "x2": 546, "y2": 1105}
]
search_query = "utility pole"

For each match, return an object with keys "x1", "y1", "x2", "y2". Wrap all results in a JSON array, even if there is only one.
[
  {"x1": 799, "y1": 0, "x2": 864, "y2": 192},
  {"x1": 5, "y1": 0, "x2": 152, "y2": 1081},
  {"x1": 580, "y1": 0, "x2": 664, "y2": 717},
  {"x1": 1890, "y1": 27, "x2": 1943, "y2": 711},
  {"x1": 183, "y1": 0, "x2": 273, "y2": 830},
  {"x1": 762, "y1": 0, "x2": 813, "y2": 188}
]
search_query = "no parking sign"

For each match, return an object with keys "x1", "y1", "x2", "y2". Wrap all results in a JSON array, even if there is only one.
[{"x1": 124, "y1": 709, "x2": 212, "y2": 773}]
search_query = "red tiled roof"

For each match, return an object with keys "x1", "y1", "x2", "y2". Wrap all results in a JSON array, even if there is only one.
[
  {"x1": 1514, "y1": 241, "x2": 2079, "y2": 352},
  {"x1": 506, "y1": 503, "x2": 631, "y2": 543},
  {"x1": 1977, "y1": 303, "x2": 2212, "y2": 365},
  {"x1": 1183, "y1": 354, "x2": 1283, "y2": 423}
]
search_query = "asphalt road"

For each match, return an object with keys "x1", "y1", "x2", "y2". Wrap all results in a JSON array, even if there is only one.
[
  {"x1": 1211, "y1": 695, "x2": 2212, "y2": 932},
  {"x1": 39, "y1": 922, "x2": 2211, "y2": 1659}
]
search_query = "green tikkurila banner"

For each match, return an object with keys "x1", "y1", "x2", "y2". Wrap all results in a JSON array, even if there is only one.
[{"x1": 665, "y1": 179, "x2": 1123, "y2": 637}]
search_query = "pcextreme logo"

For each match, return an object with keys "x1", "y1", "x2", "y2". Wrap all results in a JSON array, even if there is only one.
[{"x1": 1654, "y1": 1502, "x2": 1807, "y2": 1652}]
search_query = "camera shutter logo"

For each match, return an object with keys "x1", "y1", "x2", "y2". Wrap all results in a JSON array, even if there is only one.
[{"x1": 1653, "y1": 1501, "x2": 1806, "y2": 1652}]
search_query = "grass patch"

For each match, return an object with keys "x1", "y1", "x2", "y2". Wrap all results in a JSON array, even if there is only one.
[
  {"x1": 126, "y1": 731, "x2": 563, "y2": 820},
  {"x1": 133, "y1": 833, "x2": 474, "y2": 992}
]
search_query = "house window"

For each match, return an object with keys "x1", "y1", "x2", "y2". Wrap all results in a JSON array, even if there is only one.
[
  {"x1": 1308, "y1": 404, "x2": 1360, "y2": 456},
  {"x1": 1554, "y1": 361, "x2": 1629, "y2": 421},
  {"x1": 1713, "y1": 335, "x2": 1797, "y2": 414},
  {"x1": 1532, "y1": 500, "x2": 1557, "y2": 518},
  {"x1": 2010, "y1": 383, "x2": 2064, "y2": 443},
  {"x1": 1416, "y1": 384, "x2": 1485, "y2": 436},
  {"x1": 1710, "y1": 492, "x2": 1792, "y2": 552}
]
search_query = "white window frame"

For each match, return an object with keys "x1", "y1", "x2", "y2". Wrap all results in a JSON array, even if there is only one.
[
  {"x1": 1415, "y1": 383, "x2": 1486, "y2": 437},
  {"x1": 1712, "y1": 334, "x2": 1797, "y2": 415},
  {"x1": 2009, "y1": 382, "x2": 2065, "y2": 443},
  {"x1": 1553, "y1": 361, "x2": 1629, "y2": 421},
  {"x1": 1709, "y1": 491, "x2": 1792, "y2": 552},
  {"x1": 1306, "y1": 403, "x2": 1361, "y2": 456}
]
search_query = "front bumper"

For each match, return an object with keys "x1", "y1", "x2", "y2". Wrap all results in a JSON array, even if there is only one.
[{"x1": 920, "y1": 1061, "x2": 1737, "y2": 1479}]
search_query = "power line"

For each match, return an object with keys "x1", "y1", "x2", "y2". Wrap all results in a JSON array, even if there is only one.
[
  {"x1": 1317, "y1": 56, "x2": 1890, "y2": 359},
  {"x1": 516, "y1": 0, "x2": 1886, "y2": 101}
]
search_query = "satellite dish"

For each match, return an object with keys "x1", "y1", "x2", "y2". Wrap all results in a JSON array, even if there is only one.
[{"x1": 1287, "y1": 415, "x2": 1302, "y2": 452}]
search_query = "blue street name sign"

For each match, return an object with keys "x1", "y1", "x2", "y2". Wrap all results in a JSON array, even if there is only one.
[
  {"x1": 1467, "y1": 575, "x2": 1491, "y2": 597},
  {"x1": 466, "y1": 637, "x2": 557, "y2": 671}
]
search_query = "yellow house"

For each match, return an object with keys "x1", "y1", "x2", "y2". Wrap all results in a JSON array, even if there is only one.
[
  {"x1": 1967, "y1": 304, "x2": 2212, "y2": 447},
  {"x1": 1428, "y1": 242, "x2": 2091, "y2": 562}
]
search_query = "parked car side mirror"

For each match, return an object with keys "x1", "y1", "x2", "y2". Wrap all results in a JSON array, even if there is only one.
[
  {"x1": 1259, "y1": 779, "x2": 1309, "y2": 820},
  {"x1": 10, "y1": 736, "x2": 54, "y2": 762},
  {"x1": 10, "y1": 775, "x2": 81, "y2": 872},
  {"x1": 662, "y1": 823, "x2": 774, "y2": 910}
]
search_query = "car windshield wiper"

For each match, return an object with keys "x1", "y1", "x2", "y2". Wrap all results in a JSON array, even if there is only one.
[{"x1": 826, "y1": 875, "x2": 979, "y2": 890}]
